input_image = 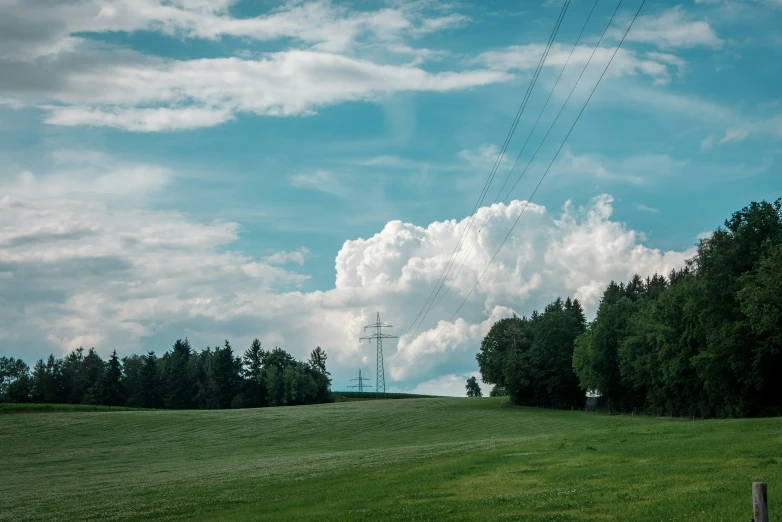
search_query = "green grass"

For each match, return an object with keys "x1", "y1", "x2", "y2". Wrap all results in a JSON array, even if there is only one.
[
  {"x1": 1, "y1": 398, "x2": 780, "y2": 521},
  {"x1": 0, "y1": 403, "x2": 152, "y2": 414}
]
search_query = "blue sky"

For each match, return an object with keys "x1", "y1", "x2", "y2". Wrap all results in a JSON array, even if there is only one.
[{"x1": 0, "y1": 0, "x2": 780, "y2": 395}]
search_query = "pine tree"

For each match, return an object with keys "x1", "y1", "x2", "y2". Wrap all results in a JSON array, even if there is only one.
[
  {"x1": 100, "y1": 350, "x2": 124, "y2": 406},
  {"x1": 213, "y1": 340, "x2": 241, "y2": 409},
  {"x1": 241, "y1": 339, "x2": 267, "y2": 408},
  {"x1": 139, "y1": 351, "x2": 162, "y2": 408},
  {"x1": 165, "y1": 339, "x2": 194, "y2": 409}
]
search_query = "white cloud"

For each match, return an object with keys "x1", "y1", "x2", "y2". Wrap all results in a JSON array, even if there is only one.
[
  {"x1": 594, "y1": 81, "x2": 782, "y2": 145},
  {"x1": 1, "y1": 155, "x2": 696, "y2": 393},
  {"x1": 264, "y1": 248, "x2": 310, "y2": 266},
  {"x1": 458, "y1": 144, "x2": 508, "y2": 171},
  {"x1": 719, "y1": 127, "x2": 750, "y2": 144},
  {"x1": 44, "y1": 106, "x2": 235, "y2": 132},
  {"x1": 0, "y1": 0, "x2": 466, "y2": 60},
  {"x1": 551, "y1": 147, "x2": 688, "y2": 185},
  {"x1": 475, "y1": 43, "x2": 687, "y2": 85},
  {"x1": 614, "y1": 6, "x2": 723, "y2": 49},
  {"x1": 0, "y1": 1, "x2": 508, "y2": 131},
  {"x1": 289, "y1": 169, "x2": 348, "y2": 196},
  {"x1": 14, "y1": 51, "x2": 510, "y2": 131},
  {"x1": 635, "y1": 204, "x2": 660, "y2": 214}
]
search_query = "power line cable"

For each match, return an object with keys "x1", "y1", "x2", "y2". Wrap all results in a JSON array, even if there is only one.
[
  {"x1": 395, "y1": 0, "x2": 607, "y2": 360},
  {"x1": 394, "y1": 0, "x2": 573, "y2": 355},
  {"x1": 428, "y1": 0, "x2": 602, "y2": 311},
  {"x1": 396, "y1": 0, "x2": 572, "y2": 341},
  {"x1": 394, "y1": 0, "x2": 646, "y2": 371}
]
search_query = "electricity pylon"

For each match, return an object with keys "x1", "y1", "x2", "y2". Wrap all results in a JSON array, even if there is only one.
[
  {"x1": 348, "y1": 369, "x2": 372, "y2": 393},
  {"x1": 360, "y1": 312, "x2": 397, "y2": 399}
]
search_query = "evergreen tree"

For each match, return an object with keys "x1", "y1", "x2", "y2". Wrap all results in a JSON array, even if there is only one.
[
  {"x1": 242, "y1": 339, "x2": 268, "y2": 407},
  {"x1": 139, "y1": 351, "x2": 163, "y2": 409},
  {"x1": 213, "y1": 340, "x2": 241, "y2": 409},
  {"x1": 99, "y1": 350, "x2": 124, "y2": 406},
  {"x1": 81, "y1": 348, "x2": 107, "y2": 405},
  {"x1": 164, "y1": 339, "x2": 194, "y2": 409},
  {"x1": 31, "y1": 355, "x2": 64, "y2": 403},
  {"x1": 121, "y1": 354, "x2": 144, "y2": 407}
]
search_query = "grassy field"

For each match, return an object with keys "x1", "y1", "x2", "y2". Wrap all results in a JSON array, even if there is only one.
[{"x1": 1, "y1": 398, "x2": 780, "y2": 521}]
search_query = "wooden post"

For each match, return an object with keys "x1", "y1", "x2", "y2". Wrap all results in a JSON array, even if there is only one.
[{"x1": 753, "y1": 482, "x2": 768, "y2": 522}]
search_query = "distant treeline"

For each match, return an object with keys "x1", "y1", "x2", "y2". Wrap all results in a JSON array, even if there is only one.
[
  {"x1": 333, "y1": 391, "x2": 438, "y2": 400},
  {"x1": 478, "y1": 199, "x2": 782, "y2": 418},
  {"x1": 0, "y1": 340, "x2": 332, "y2": 409}
]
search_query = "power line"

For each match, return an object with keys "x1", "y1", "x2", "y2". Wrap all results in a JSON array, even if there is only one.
[
  {"x1": 396, "y1": 0, "x2": 571, "y2": 338},
  {"x1": 398, "y1": 0, "x2": 571, "y2": 341},
  {"x1": 429, "y1": 0, "x2": 602, "y2": 310},
  {"x1": 395, "y1": 0, "x2": 647, "y2": 371},
  {"x1": 394, "y1": 0, "x2": 573, "y2": 351},
  {"x1": 394, "y1": 0, "x2": 605, "y2": 363}
]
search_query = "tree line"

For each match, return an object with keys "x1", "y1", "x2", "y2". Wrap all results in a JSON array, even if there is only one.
[
  {"x1": 478, "y1": 199, "x2": 782, "y2": 418},
  {"x1": 0, "y1": 339, "x2": 332, "y2": 409}
]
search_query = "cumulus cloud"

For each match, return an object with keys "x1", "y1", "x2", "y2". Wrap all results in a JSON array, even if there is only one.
[{"x1": 1, "y1": 154, "x2": 697, "y2": 392}]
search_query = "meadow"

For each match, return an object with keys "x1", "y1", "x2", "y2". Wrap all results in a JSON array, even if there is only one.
[{"x1": 1, "y1": 397, "x2": 780, "y2": 521}]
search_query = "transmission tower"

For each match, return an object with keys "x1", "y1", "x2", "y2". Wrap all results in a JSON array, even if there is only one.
[
  {"x1": 348, "y1": 369, "x2": 372, "y2": 393},
  {"x1": 360, "y1": 312, "x2": 397, "y2": 399}
]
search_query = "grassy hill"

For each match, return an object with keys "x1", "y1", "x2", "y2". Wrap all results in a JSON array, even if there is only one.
[{"x1": 1, "y1": 398, "x2": 780, "y2": 521}]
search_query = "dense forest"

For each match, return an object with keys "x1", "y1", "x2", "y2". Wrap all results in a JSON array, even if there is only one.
[
  {"x1": 478, "y1": 199, "x2": 782, "y2": 418},
  {"x1": 0, "y1": 340, "x2": 332, "y2": 409}
]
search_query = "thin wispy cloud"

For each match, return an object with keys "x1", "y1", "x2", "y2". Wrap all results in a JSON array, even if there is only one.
[
  {"x1": 289, "y1": 170, "x2": 348, "y2": 197},
  {"x1": 719, "y1": 127, "x2": 750, "y2": 145},
  {"x1": 636, "y1": 204, "x2": 660, "y2": 214}
]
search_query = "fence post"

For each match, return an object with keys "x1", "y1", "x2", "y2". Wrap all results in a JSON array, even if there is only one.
[{"x1": 752, "y1": 482, "x2": 768, "y2": 522}]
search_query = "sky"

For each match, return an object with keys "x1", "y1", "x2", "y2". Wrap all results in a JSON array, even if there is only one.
[{"x1": 0, "y1": 0, "x2": 780, "y2": 397}]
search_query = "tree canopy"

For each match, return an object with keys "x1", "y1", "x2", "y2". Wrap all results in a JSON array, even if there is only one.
[
  {"x1": 478, "y1": 199, "x2": 782, "y2": 418},
  {"x1": 465, "y1": 376, "x2": 482, "y2": 397},
  {"x1": 0, "y1": 339, "x2": 332, "y2": 410}
]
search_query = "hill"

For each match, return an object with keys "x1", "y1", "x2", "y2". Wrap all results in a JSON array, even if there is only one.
[{"x1": 1, "y1": 398, "x2": 780, "y2": 520}]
